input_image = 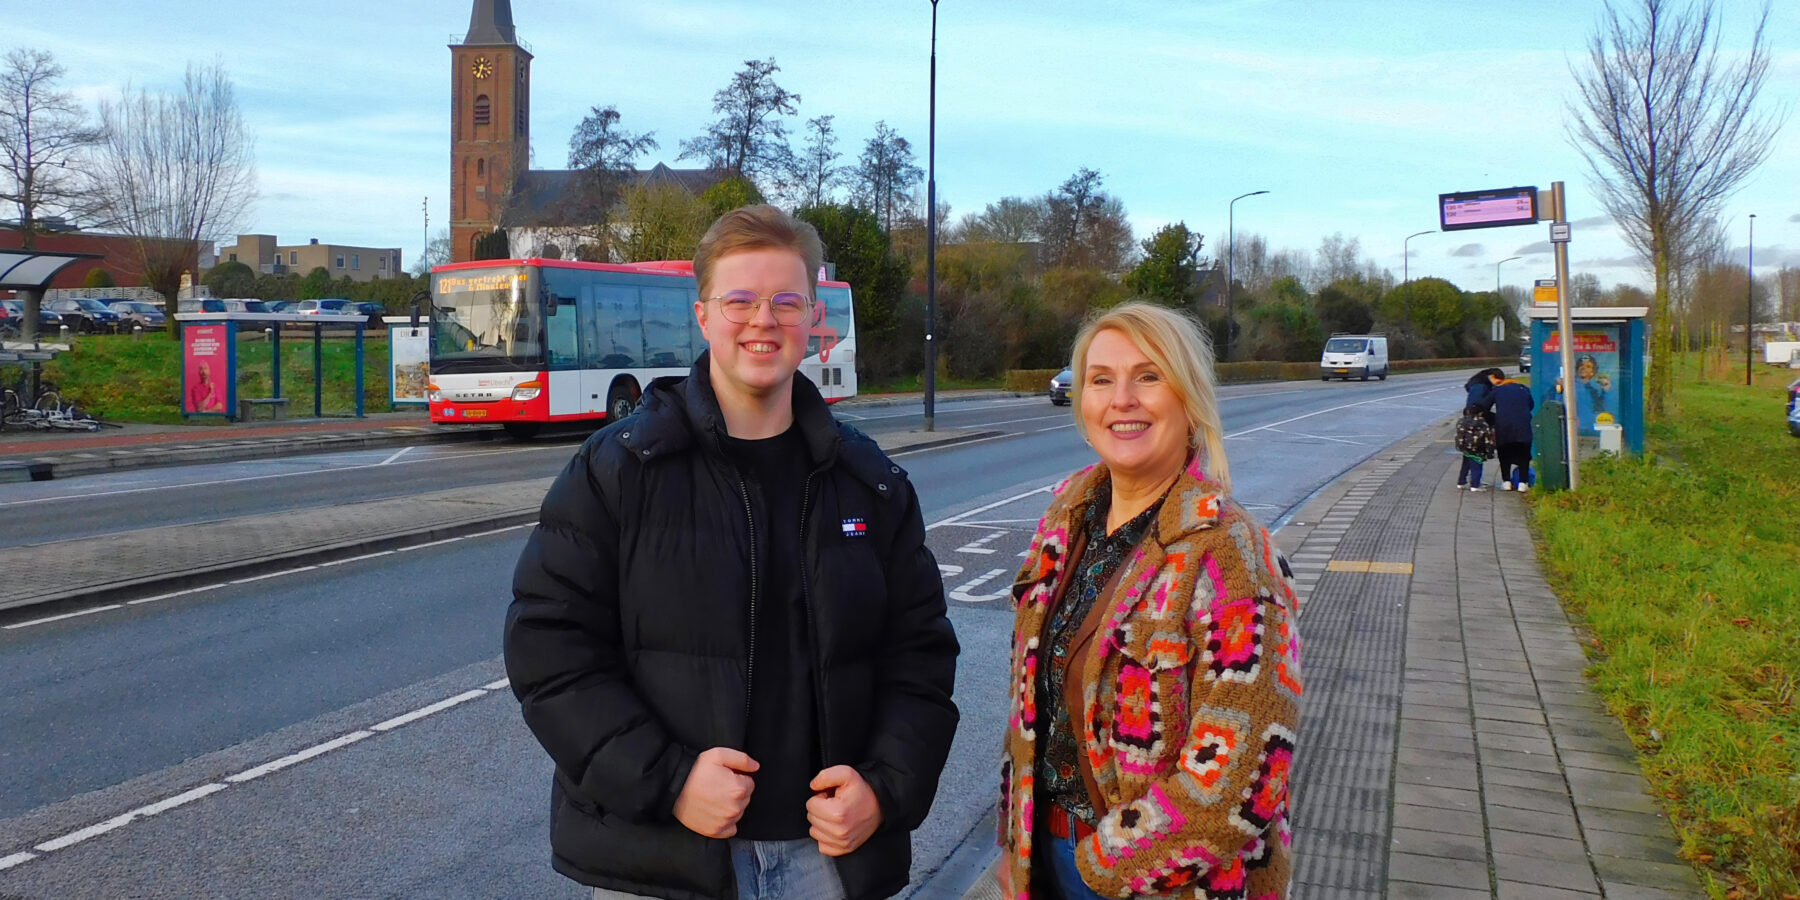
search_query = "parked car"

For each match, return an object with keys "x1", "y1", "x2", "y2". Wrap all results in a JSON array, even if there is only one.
[
  {"x1": 351, "y1": 302, "x2": 387, "y2": 327},
  {"x1": 106, "y1": 300, "x2": 168, "y2": 330},
  {"x1": 265, "y1": 300, "x2": 296, "y2": 313},
  {"x1": 1788, "y1": 377, "x2": 1799, "y2": 437},
  {"x1": 45, "y1": 297, "x2": 125, "y2": 333},
  {"x1": 1, "y1": 299, "x2": 64, "y2": 333},
  {"x1": 1518, "y1": 345, "x2": 1531, "y2": 373},
  {"x1": 1048, "y1": 368, "x2": 1072, "y2": 406},
  {"x1": 0, "y1": 299, "x2": 15, "y2": 337},
  {"x1": 293, "y1": 298, "x2": 354, "y2": 316}
]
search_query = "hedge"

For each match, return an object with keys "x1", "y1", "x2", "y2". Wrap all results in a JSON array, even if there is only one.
[{"x1": 1004, "y1": 368, "x2": 1062, "y2": 392}]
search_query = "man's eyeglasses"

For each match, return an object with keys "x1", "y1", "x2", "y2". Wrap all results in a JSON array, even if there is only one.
[{"x1": 707, "y1": 290, "x2": 811, "y2": 326}]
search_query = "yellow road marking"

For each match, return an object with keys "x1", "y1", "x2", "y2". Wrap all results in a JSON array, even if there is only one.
[{"x1": 1326, "y1": 560, "x2": 1414, "y2": 574}]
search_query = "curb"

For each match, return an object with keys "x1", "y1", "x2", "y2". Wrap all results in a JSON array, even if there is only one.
[
  {"x1": 4, "y1": 509, "x2": 540, "y2": 617},
  {"x1": 837, "y1": 391, "x2": 1036, "y2": 411},
  {"x1": 0, "y1": 426, "x2": 508, "y2": 481}
]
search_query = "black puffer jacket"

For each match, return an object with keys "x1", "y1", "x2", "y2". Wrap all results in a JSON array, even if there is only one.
[{"x1": 505, "y1": 358, "x2": 960, "y2": 900}]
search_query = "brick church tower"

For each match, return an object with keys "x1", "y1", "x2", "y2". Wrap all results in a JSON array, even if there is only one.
[{"x1": 449, "y1": 0, "x2": 531, "y2": 262}]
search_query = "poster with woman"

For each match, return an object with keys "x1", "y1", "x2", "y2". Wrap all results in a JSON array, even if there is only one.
[
  {"x1": 182, "y1": 323, "x2": 233, "y2": 416},
  {"x1": 1545, "y1": 325, "x2": 1620, "y2": 434}
]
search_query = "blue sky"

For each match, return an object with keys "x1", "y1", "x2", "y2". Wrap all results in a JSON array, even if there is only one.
[{"x1": 10, "y1": 0, "x2": 1798, "y2": 294}]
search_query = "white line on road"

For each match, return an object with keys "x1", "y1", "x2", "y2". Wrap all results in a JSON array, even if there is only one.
[
  {"x1": 4, "y1": 604, "x2": 122, "y2": 630},
  {"x1": 949, "y1": 568, "x2": 1011, "y2": 603},
  {"x1": 315, "y1": 550, "x2": 396, "y2": 567},
  {"x1": 231, "y1": 567, "x2": 316, "y2": 584},
  {"x1": 482, "y1": 677, "x2": 511, "y2": 691},
  {"x1": 889, "y1": 431, "x2": 1014, "y2": 458},
  {"x1": 1034, "y1": 423, "x2": 1075, "y2": 433},
  {"x1": 0, "y1": 851, "x2": 38, "y2": 870},
  {"x1": 379, "y1": 447, "x2": 412, "y2": 465},
  {"x1": 926, "y1": 484, "x2": 1056, "y2": 530},
  {"x1": 370, "y1": 689, "x2": 487, "y2": 732},
  {"x1": 225, "y1": 731, "x2": 374, "y2": 783},
  {"x1": 1224, "y1": 385, "x2": 1449, "y2": 440}
]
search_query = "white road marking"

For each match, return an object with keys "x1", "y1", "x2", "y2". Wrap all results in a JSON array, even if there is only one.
[
  {"x1": 5, "y1": 604, "x2": 122, "y2": 629},
  {"x1": 950, "y1": 568, "x2": 1012, "y2": 603},
  {"x1": 482, "y1": 677, "x2": 511, "y2": 691},
  {"x1": 0, "y1": 444, "x2": 560, "y2": 509},
  {"x1": 231, "y1": 567, "x2": 315, "y2": 584},
  {"x1": 1225, "y1": 385, "x2": 1449, "y2": 440},
  {"x1": 983, "y1": 412, "x2": 1072, "y2": 427},
  {"x1": 225, "y1": 731, "x2": 373, "y2": 783},
  {"x1": 890, "y1": 431, "x2": 1014, "y2": 457},
  {"x1": 315, "y1": 550, "x2": 396, "y2": 567},
  {"x1": 6, "y1": 676, "x2": 517, "y2": 873},
  {"x1": 937, "y1": 564, "x2": 964, "y2": 579},
  {"x1": 1034, "y1": 423, "x2": 1076, "y2": 433},
  {"x1": 394, "y1": 536, "x2": 465, "y2": 552},
  {"x1": 954, "y1": 531, "x2": 1006, "y2": 555},
  {"x1": 379, "y1": 447, "x2": 412, "y2": 465},
  {"x1": 927, "y1": 484, "x2": 1056, "y2": 530},
  {"x1": 370, "y1": 689, "x2": 487, "y2": 732}
]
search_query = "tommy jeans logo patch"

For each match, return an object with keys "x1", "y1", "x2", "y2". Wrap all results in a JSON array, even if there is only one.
[{"x1": 841, "y1": 518, "x2": 868, "y2": 537}]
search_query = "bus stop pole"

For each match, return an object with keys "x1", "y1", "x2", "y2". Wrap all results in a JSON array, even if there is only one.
[
  {"x1": 271, "y1": 323, "x2": 282, "y2": 398},
  {"x1": 313, "y1": 323, "x2": 323, "y2": 419},
  {"x1": 1551, "y1": 181, "x2": 1580, "y2": 491}
]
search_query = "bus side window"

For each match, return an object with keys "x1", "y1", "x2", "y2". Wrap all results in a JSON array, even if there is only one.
[
  {"x1": 642, "y1": 286, "x2": 690, "y2": 369},
  {"x1": 687, "y1": 286, "x2": 706, "y2": 360}
]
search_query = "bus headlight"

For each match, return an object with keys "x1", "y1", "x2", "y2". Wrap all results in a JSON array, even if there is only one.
[
  {"x1": 427, "y1": 383, "x2": 441, "y2": 402},
  {"x1": 510, "y1": 380, "x2": 542, "y2": 402}
]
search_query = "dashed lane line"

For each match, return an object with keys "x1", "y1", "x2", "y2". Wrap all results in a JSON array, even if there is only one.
[{"x1": 3, "y1": 677, "x2": 517, "y2": 872}]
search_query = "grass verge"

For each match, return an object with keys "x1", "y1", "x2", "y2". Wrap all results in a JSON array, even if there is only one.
[
  {"x1": 1530, "y1": 361, "x2": 1799, "y2": 899},
  {"x1": 4, "y1": 332, "x2": 390, "y2": 424}
]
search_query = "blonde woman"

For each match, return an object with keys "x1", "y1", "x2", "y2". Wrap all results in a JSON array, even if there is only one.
[{"x1": 999, "y1": 302, "x2": 1301, "y2": 899}]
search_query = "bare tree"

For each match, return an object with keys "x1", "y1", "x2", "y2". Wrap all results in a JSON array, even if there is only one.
[
  {"x1": 678, "y1": 58, "x2": 798, "y2": 186},
  {"x1": 1313, "y1": 232, "x2": 1364, "y2": 288},
  {"x1": 790, "y1": 115, "x2": 842, "y2": 210},
  {"x1": 90, "y1": 61, "x2": 256, "y2": 323},
  {"x1": 559, "y1": 104, "x2": 657, "y2": 257},
  {"x1": 412, "y1": 228, "x2": 452, "y2": 277},
  {"x1": 0, "y1": 48, "x2": 101, "y2": 249},
  {"x1": 1567, "y1": 0, "x2": 1780, "y2": 417},
  {"x1": 850, "y1": 121, "x2": 923, "y2": 233},
  {"x1": 954, "y1": 196, "x2": 1045, "y2": 244}
]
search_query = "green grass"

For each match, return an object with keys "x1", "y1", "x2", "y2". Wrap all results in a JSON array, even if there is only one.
[
  {"x1": 1529, "y1": 361, "x2": 1799, "y2": 899},
  {"x1": 5, "y1": 332, "x2": 391, "y2": 424}
]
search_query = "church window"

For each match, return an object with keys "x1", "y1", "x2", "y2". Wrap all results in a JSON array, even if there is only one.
[
  {"x1": 474, "y1": 95, "x2": 491, "y2": 127},
  {"x1": 477, "y1": 158, "x2": 485, "y2": 177}
]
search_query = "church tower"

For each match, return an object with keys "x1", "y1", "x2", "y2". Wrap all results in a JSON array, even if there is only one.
[{"x1": 449, "y1": 0, "x2": 532, "y2": 262}]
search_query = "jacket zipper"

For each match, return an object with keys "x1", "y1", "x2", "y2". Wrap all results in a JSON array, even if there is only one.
[
  {"x1": 734, "y1": 470, "x2": 759, "y2": 734},
  {"x1": 796, "y1": 467, "x2": 831, "y2": 767}
]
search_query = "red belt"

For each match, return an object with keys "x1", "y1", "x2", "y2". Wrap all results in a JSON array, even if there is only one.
[{"x1": 1045, "y1": 805, "x2": 1096, "y2": 841}]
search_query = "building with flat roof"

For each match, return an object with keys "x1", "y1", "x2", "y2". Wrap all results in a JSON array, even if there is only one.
[{"x1": 215, "y1": 234, "x2": 403, "y2": 282}]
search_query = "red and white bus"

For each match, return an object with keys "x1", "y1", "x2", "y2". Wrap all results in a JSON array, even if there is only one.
[{"x1": 426, "y1": 258, "x2": 856, "y2": 437}]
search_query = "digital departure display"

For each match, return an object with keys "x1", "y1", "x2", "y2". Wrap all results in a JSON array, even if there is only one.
[{"x1": 1439, "y1": 187, "x2": 1539, "y2": 231}]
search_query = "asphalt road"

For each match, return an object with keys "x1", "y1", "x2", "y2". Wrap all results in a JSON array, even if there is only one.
[{"x1": 0, "y1": 370, "x2": 1474, "y2": 898}]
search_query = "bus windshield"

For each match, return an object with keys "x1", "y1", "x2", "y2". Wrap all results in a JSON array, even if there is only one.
[{"x1": 431, "y1": 266, "x2": 545, "y2": 373}]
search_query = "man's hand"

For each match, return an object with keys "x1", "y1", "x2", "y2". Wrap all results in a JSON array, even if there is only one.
[
  {"x1": 673, "y1": 747, "x2": 759, "y2": 838},
  {"x1": 806, "y1": 766, "x2": 883, "y2": 857}
]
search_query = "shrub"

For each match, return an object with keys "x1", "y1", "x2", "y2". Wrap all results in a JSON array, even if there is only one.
[{"x1": 1004, "y1": 368, "x2": 1061, "y2": 392}]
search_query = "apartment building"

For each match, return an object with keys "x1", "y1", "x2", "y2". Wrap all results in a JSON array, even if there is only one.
[{"x1": 216, "y1": 234, "x2": 404, "y2": 283}]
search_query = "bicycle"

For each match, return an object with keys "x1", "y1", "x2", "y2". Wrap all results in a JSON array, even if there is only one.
[{"x1": 1, "y1": 386, "x2": 112, "y2": 432}]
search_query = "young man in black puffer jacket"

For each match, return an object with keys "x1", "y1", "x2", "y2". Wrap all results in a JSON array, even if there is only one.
[{"x1": 505, "y1": 205, "x2": 960, "y2": 900}]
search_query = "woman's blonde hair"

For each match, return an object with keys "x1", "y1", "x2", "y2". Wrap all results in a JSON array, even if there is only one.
[
  {"x1": 1069, "y1": 301, "x2": 1231, "y2": 494},
  {"x1": 692, "y1": 204, "x2": 825, "y2": 299}
]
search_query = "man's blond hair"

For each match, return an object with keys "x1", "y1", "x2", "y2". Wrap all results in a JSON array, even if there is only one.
[{"x1": 693, "y1": 204, "x2": 825, "y2": 298}]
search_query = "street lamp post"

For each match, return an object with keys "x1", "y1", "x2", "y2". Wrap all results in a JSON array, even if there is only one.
[
  {"x1": 1402, "y1": 229, "x2": 1435, "y2": 326},
  {"x1": 1746, "y1": 213, "x2": 1755, "y2": 386},
  {"x1": 923, "y1": 0, "x2": 940, "y2": 431},
  {"x1": 1495, "y1": 255, "x2": 1522, "y2": 293},
  {"x1": 1226, "y1": 190, "x2": 1268, "y2": 362}
]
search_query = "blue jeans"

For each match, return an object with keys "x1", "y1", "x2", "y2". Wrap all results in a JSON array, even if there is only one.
[
  {"x1": 592, "y1": 838, "x2": 845, "y2": 900},
  {"x1": 1043, "y1": 834, "x2": 1110, "y2": 900},
  {"x1": 1458, "y1": 456, "x2": 1484, "y2": 487}
]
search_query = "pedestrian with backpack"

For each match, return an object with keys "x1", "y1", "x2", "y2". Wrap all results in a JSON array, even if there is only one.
[{"x1": 1455, "y1": 404, "x2": 1496, "y2": 490}]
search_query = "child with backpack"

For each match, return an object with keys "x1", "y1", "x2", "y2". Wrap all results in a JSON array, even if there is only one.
[{"x1": 1455, "y1": 404, "x2": 1496, "y2": 491}]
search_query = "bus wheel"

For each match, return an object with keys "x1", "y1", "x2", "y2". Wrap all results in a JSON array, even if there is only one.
[
  {"x1": 504, "y1": 422, "x2": 540, "y2": 440},
  {"x1": 606, "y1": 380, "x2": 640, "y2": 422}
]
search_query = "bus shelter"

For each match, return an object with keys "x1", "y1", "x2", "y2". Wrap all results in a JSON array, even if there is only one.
[
  {"x1": 1527, "y1": 306, "x2": 1648, "y2": 455},
  {"x1": 174, "y1": 312, "x2": 370, "y2": 421}
]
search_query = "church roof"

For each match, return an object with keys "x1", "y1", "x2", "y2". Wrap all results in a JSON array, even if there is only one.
[
  {"x1": 463, "y1": 0, "x2": 518, "y2": 45},
  {"x1": 502, "y1": 164, "x2": 733, "y2": 229}
]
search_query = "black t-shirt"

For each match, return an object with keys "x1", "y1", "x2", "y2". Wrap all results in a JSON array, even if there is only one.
[{"x1": 719, "y1": 423, "x2": 821, "y2": 839}]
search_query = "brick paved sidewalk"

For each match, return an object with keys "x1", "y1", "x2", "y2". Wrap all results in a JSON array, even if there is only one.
[{"x1": 958, "y1": 422, "x2": 1700, "y2": 900}]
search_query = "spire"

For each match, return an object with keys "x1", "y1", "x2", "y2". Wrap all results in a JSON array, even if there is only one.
[{"x1": 464, "y1": 0, "x2": 517, "y2": 45}]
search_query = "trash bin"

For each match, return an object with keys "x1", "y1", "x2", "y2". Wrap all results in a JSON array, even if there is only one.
[
  {"x1": 1595, "y1": 422, "x2": 1623, "y2": 455},
  {"x1": 1532, "y1": 399, "x2": 1569, "y2": 491}
]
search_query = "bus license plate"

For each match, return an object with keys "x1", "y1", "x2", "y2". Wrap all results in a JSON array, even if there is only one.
[{"x1": 463, "y1": 409, "x2": 487, "y2": 418}]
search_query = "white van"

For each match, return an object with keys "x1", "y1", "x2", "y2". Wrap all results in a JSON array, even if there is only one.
[{"x1": 1320, "y1": 334, "x2": 1389, "y2": 381}]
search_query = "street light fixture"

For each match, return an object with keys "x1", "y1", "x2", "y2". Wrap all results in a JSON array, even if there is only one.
[
  {"x1": 1746, "y1": 213, "x2": 1755, "y2": 386},
  {"x1": 1495, "y1": 255, "x2": 1522, "y2": 293},
  {"x1": 1226, "y1": 190, "x2": 1269, "y2": 362},
  {"x1": 923, "y1": 0, "x2": 940, "y2": 431},
  {"x1": 1402, "y1": 229, "x2": 1435, "y2": 327}
]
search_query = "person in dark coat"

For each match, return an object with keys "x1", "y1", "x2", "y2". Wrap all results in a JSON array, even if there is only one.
[
  {"x1": 1464, "y1": 368, "x2": 1502, "y2": 425},
  {"x1": 1488, "y1": 372, "x2": 1535, "y2": 491},
  {"x1": 505, "y1": 205, "x2": 960, "y2": 900}
]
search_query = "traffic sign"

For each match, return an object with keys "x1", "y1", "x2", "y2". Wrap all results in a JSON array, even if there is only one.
[{"x1": 1533, "y1": 279, "x2": 1558, "y2": 307}]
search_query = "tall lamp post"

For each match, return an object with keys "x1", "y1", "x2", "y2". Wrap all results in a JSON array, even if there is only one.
[
  {"x1": 1225, "y1": 189, "x2": 1268, "y2": 362},
  {"x1": 1746, "y1": 213, "x2": 1755, "y2": 386},
  {"x1": 1402, "y1": 229, "x2": 1435, "y2": 326},
  {"x1": 923, "y1": 0, "x2": 940, "y2": 431},
  {"x1": 1495, "y1": 255, "x2": 1522, "y2": 293}
]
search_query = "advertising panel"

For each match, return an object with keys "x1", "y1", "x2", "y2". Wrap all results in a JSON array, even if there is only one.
[
  {"x1": 388, "y1": 321, "x2": 430, "y2": 406},
  {"x1": 181, "y1": 322, "x2": 233, "y2": 416},
  {"x1": 1543, "y1": 325, "x2": 1621, "y2": 434}
]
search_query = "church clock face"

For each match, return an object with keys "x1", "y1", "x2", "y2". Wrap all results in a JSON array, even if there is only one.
[{"x1": 471, "y1": 57, "x2": 492, "y2": 79}]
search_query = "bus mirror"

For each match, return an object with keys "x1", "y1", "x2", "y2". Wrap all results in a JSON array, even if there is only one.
[{"x1": 408, "y1": 290, "x2": 426, "y2": 332}]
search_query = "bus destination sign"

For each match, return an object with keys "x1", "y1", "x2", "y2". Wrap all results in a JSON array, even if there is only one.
[{"x1": 1439, "y1": 186, "x2": 1539, "y2": 231}]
